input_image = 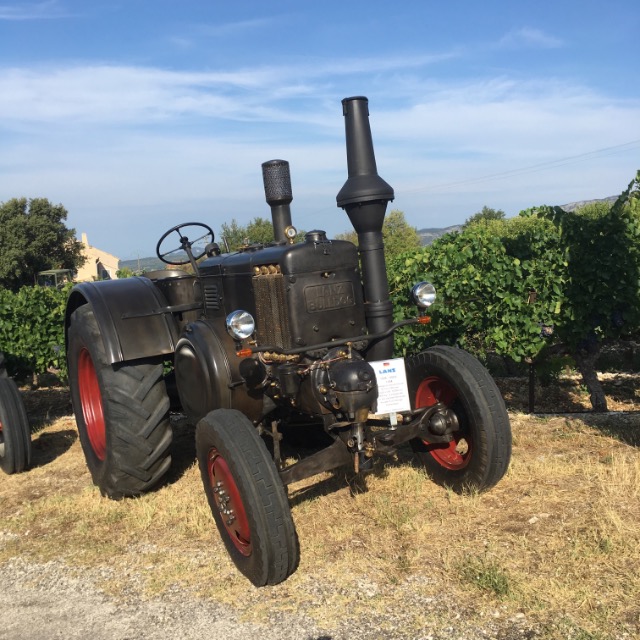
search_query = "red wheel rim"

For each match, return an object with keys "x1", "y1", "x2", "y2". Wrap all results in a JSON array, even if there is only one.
[
  {"x1": 207, "y1": 448, "x2": 252, "y2": 556},
  {"x1": 415, "y1": 375, "x2": 471, "y2": 470},
  {"x1": 77, "y1": 348, "x2": 106, "y2": 461}
]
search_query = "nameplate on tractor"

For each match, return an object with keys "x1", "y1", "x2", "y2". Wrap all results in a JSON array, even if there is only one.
[{"x1": 304, "y1": 282, "x2": 355, "y2": 313}]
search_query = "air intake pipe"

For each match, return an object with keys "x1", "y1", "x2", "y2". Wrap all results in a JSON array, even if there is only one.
[
  {"x1": 336, "y1": 96, "x2": 395, "y2": 360},
  {"x1": 262, "y1": 159, "x2": 293, "y2": 243}
]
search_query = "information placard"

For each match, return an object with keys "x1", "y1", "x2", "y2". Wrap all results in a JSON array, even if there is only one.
[{"x1": 371, "y1": 358, "x2": 411, "y2": 414}]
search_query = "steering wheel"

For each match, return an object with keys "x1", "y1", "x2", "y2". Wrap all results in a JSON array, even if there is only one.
[{"x1": 156, "y1": 222, "x2": 215, "y2": 265}]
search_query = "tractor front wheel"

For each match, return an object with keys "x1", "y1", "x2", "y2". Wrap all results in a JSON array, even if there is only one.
[
  {"x1": 196, "y1": 409, "x2": 299, "y2": 586},
  {"x1": 67, "y1": 304, "x2": 172, "y2": 498},
  {"x1": 406, "y1": 346, "x2": 511, "y2": 492}
]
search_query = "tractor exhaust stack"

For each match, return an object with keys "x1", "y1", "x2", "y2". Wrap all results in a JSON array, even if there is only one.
[{"x1": 336, "y1": 96, "x2": 395, "y2": 360}]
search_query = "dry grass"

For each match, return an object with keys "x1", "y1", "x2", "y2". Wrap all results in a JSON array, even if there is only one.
[{"x1": 1, "y1": 384, "x2": 639, "y2": 639}]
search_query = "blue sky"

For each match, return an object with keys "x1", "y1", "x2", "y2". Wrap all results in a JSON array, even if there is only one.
[{"x1": 1, "y1": 0, "x2": 638, "y2": 260}]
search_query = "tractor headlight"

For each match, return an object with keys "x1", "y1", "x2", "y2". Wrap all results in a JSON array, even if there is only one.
[
  {"x1": 226, "y1": 310, "x2": 255, "y2": 340},
  {"x1": 412, "y1": 282, "x2": 436, "y2": 308}
]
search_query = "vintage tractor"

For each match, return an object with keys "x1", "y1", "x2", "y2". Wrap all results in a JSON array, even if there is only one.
[{"x1": 65, "y1": 97, "x2": 511, "y2": 586}]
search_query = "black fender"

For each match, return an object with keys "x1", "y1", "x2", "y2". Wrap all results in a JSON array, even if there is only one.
[
  {"x1": 65, "y1": 277, "x2": 180, "y2": 364},
  {"x1": 174, "y1": 319, "x2": 263, "y2": 425}
]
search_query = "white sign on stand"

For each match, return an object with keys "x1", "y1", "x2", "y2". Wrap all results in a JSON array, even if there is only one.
[{"x1": 371, "y1": 358, "x2": 411, "y2": 415}]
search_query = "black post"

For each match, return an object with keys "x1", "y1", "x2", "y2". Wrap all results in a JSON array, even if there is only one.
[{"x1": 528, "y1": 362, "x2": 535, "y2": 414}]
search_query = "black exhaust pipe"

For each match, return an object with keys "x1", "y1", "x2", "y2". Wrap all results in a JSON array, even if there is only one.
[
  {"x1": 262, "y1": 159, "x2": 293, "y2": 243},
  {"x1": 337, "y1": 96, "x2": 395, "y2": 360}
]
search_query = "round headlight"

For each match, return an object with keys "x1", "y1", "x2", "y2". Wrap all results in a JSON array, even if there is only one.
[
  {"x1": 226, "y1": 310, "x2": 255, "y2": 340},
  {"x1": 412, "y1": 282, "x2": 436, "y2": 308}
]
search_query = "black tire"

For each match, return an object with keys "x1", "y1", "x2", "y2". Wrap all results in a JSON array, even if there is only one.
[
  {"x1": 0, "y1": 378, "x2": 31, "y2": 474},
  {"x1": 406, "y1": 345, "x2": 511, "y2": 492},
  {"x1": 67, "y1": 305, "x2": 172, "y2": 498},
  {"x1": 196, "y1": 409, "x2": 299, "y2": 586}
]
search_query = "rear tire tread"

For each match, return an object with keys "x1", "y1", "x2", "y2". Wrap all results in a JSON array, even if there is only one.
[{"x1": 68, "y1": 305, "x2": 172, "y2": 498}]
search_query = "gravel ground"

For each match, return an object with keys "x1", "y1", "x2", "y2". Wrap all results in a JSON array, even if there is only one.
[
  {"x1": 1, "y1": 557, "x2": 539, "y2": 640},
  {"x1": 1, "y1": 558, "x2": 327, "y2": 640}
]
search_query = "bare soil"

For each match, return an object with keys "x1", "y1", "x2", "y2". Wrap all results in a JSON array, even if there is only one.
[{"x1": 495, "y1": 371, "x2": 640, "y2": 414}]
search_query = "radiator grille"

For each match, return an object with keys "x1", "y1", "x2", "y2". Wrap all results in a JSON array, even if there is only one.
[
  {"x1": 254, "y1": 273, "x2": 292, "y2": 349},
  {"x1": 204, "y1": 283, "x2": 220, "y2": 310}
]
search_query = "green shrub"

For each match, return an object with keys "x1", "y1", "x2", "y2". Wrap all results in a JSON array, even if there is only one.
[{"x1": 0, "y1": 284, "x2": 70, "y2": 382}]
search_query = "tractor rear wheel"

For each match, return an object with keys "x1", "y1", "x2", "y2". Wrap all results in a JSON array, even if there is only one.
[
  {"x1": 196, "y1": 409, "x2": 299, "y2": 586},
  {"x1": 0, "y1": 378, "x2": 31, "y2": 474},
  {"x1": 67, "y1": 305, "x2": 172, "y2": 498},
  {"x1": 406, "y1": 345, "x2": 511, "y2": 492}
]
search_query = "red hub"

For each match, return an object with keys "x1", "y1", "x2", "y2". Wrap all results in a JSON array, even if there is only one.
[
  {"x1": 77, "y1": 348, "x2": 106, "y2": 460},
  {"x1": 415, "y1": 376, "x2": 471, "y2": 470},
  {"x1": 207, "y1": 448, "x2": 252, "y2": 556}
]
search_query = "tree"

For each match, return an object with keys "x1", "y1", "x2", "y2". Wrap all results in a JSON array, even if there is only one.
[
  {"x1": 336, "y1": 209, "x2": 421, "y2": 260},
  {"x1": 534, "y1": 173, "x2": 640, "y2": 411},
  {"x1": 0, "y1": 198, "x2": 85, "y2": 292},
  {"x1": 220, "y1": 217, "x2": 275, "y2": 252},
  {"x1": 383, "y1": 210, "x2": 422, "y2": 258},
  {"x1": 219, "y1": 219, "x2": 245, "y2": 252},
  {"x1": 246, "y1": 217, "x2": 278, "y2": 246},
  {"x1": 333, "y1": 228, "x2": 357, "y2": 245},
  {"x1": 463, "y1": 206, "x2": 506, "y2": 229},
  {"x1": 116, "y1": 267, "x2": 134, "y2": 279},
  {"x1": 219, "y1": 216, "x2": 305, "y2": 252}
]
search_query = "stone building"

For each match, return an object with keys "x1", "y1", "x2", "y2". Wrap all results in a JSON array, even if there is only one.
[{"x1": 75, "y1": 232, "x2": 120, "y2": 282}]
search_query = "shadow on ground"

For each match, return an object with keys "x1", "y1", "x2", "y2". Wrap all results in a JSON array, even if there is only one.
[
  {"x1": 30, "y1": 429, "x2": 77, "y2": 467},
  {"x1": 21, "y1": 385, "x2": 73, "y2": 430}
]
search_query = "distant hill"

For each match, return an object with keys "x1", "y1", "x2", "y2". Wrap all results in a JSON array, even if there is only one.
[
  {"x1": 417, "y1": 225, "x2": 461, "y2": 246},
  {"x1": 559, "y1": 195, "x2": 618, "y2": 212}
]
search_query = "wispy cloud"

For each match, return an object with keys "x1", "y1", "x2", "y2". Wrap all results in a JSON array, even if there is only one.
[
  {"x1": 196, "y1": 18, "x2": 276, "y2": 38},
  {"x1": 0, "y1": 0, "x2": 66, "y2": 20},
  {"x1": 2, "y1": 62, "x2": 636, "y2": 151},
  {"x1": 168, "y1": 36, "x2": 194, "y2": 50},
  {"x1": 498, "y1": 27, "x2": 564, "y2": 49},
  {"x1": 166, "y1": 17, "x2": 281, "y2": 53},
  {"x1": 375, "y1": 77, "x2": 639, "y2": 166},
  {"x1": 307, "y1": 51, "x2": 460, "y2": 76},
  {"x1": 0, "y1": 65, "x2": 289, "y2": 125},
  {"x1": 0, "y1": 56, "x2": 457, "y2": 127}
]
